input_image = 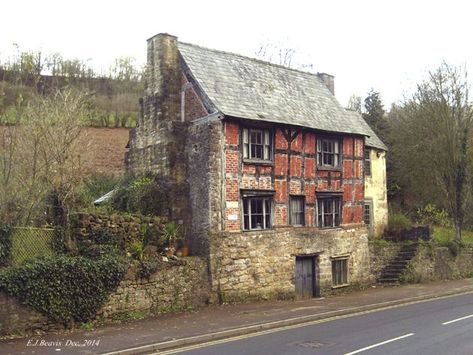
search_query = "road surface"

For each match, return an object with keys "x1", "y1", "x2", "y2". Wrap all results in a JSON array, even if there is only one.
[{"x1": 165, "y1": 292, "x2": 473, "y2": 355}]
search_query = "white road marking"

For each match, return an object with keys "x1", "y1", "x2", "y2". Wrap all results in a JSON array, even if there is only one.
[
  {"x1": 442, "y1": 313, "x2": 473, "y2": 325},
  {"x1": 344, "y1": 333, "x2": 414, "y2": 355}
]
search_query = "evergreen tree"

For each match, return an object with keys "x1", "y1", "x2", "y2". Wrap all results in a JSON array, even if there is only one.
[{"x1": 362, "y1": 89, "x2": 387, "y2": 140}]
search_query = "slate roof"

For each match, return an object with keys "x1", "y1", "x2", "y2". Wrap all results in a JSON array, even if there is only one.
[
  {"x1": 344, "y1": 109, "x2": 388, "y2": 151},
  {"x1": 178, "y1": 42, "x2": 370, "y2": 137}
]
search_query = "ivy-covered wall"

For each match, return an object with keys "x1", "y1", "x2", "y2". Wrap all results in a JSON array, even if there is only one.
[{"x1": 0, "y1": 256, "x2": 209, "y2": 336}]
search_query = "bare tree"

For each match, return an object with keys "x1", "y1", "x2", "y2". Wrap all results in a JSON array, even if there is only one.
[
  {"x1": 0, "y1": 88, "x2": 90, "y2": 226},
  {"x1": 347, "y1": 94, "x2": 362, "y2": 113},
  {"x1": 390, "y1": 64, "x2": 473, "y2": 241}
]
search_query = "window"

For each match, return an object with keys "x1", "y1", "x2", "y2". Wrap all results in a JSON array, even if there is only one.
[
  {"x1": 364, "y1": 203, "x2": 371, "y2": 226},
  {"x1": 290, "y1": 196, "x2": 305, "y2": 226},
  {"x1": 317, "y1": 138, "x2": 341, "y2": 168},
  {"x1": 242, "y1": 128, "x2": 272, "y2": 161},
  {"x1": 332, "y1": 257, "x2": 348, "y2": 286},
  {"x1": 317, "y1": 196, "x2": 341, "y2": 228},
  {"x1": 364, "y1": 148, "x2": 371, "y2": 176},
  {"x1": 243, "y1": 196, "x2": 272, "y2": 230}
]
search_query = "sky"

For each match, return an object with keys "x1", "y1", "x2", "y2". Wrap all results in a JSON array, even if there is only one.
[{"x1": 1, "y1": 0, "x2": 473, "y2": 109}]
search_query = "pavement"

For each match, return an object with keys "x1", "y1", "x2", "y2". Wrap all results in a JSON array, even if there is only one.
[{"x1": 1, "y1": 278, "x2": 473, "y2": 355}]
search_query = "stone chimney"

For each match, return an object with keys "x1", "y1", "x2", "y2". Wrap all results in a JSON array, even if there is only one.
[
  {"x1": 145, "y1": 33, "x2": 181, "y2": 121},
  {"x1": 317, "y1": 72, "x2": 335, "y2": 95},
  {"x1": 126, "y1": 33, "x2": 190, "y2": 227}
]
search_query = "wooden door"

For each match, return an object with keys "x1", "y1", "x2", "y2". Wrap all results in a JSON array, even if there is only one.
[{"x1": 295, "y1": 256, "x2": 316, "y2": 299}]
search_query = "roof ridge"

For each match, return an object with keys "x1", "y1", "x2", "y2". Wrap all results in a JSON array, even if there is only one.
[{"x1": 178, "y1": 41, "x2": 322, "y2": 79}]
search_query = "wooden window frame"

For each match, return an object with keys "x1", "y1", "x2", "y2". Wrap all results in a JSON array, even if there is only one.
[
  {"x1": 290, "y1": 195, "x2": 305, "y2": 226},
  {"x1": 242, "y1": 196, "x2": 272, "y2": 230},
  {"x1": 363, "y1": 202, "x2": 372, "y2": 226},
  {"x1": 317, "y1": 138, "x2": 342, "y2": 168},
  {"x1": 331, "y1": 256, "x2": 349, "y2": 287},
  {"x1": 316, "y1": 195, "x2": 342, "y2": 228},
  {"x1": 242, "y1": 128, "x2": 272, "y2": 162}
]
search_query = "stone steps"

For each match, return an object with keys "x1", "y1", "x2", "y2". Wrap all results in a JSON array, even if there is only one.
[{"x1": 378, "y1": 243, "x2": 419, "y2": 284}]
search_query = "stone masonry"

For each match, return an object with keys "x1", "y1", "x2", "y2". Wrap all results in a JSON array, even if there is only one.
[
  {"x1": 126, "y1": 33, "x2": 376, "y2": 301},
  {"x1": 210, "y1": 227, "x2": 370, "y2": 302}
]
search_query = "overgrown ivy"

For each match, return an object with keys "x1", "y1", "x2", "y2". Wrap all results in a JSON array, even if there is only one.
[
  {"x1": 0, "y1": 253, "x2": 126, "y2": 324},
  {"x1": 0, "y1": 225, "x2": 12, "y2": 266}
]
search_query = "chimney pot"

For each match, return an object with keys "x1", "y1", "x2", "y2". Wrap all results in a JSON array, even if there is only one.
[{"x1": 317, "y1": 72, "x2": 335, "y2": 95}]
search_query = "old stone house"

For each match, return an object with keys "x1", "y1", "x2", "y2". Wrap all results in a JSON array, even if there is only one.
[{"x1": 126, "y1": 33, "x2": 388, "y2": 301}]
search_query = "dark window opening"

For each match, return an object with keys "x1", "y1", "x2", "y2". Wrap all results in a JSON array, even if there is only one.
[
  {"x1": 290, "y1": 196, "x2": 305, "y2": 226},
  {"x1": 243, "y1": 196, "x2": 272, "y2": 230},
  {"x1": 364, "y1": 148, "x2": 371, "y2": 176},
  {"x1": 317, "y1": 197, "x2": 341, "y2": 228},
  {"x1": 243, "y1": 128, "x2": 272, "y2": 161}
]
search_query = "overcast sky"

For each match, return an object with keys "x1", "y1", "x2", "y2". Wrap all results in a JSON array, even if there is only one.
[{"x1": 2, "y1": 0, "x2": 472, "y2": 108}]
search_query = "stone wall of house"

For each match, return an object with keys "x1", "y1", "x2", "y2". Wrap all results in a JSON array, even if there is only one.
[
  {"x1": 98, "y1": 257, "x2": 210, "y2": 319},
  {"x1": 0, "y1": 257, "x2": 209, "y2": 336},
  {"x1": 209, "y1": 226, "x2": 370, "y2": 302},
  {"x1": 364, "y1": 149, "x2": 388, "y2": 238},
  {"x1": 125, "y1": 33, "x2": 190, "y2": 226},
  {"x1": 186, "y1": 119, "x2": 224, "y2": 255}
]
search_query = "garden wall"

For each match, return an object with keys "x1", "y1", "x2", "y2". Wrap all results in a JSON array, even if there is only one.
[
  {"x1": 404, "y1": 244, "x2": 473, "y2": 282},
  {"x1": 370, "y1": 242, "x2": 473, "y2": 283},
  {"x1": 72, "y1": 213, "x2": 163, "y2": 241},
  {"x1": 0, "y1": 257, "x2": 209, "y2": 336},
  {"x1": 98, "y1": 257, "x2": 210, "y2": 319}
]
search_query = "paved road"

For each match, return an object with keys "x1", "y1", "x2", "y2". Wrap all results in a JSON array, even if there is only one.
[{"x1": 168, "y1": 293, "x2": 473, "y2": 355}]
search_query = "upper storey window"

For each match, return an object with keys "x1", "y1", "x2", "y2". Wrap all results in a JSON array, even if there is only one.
[
  {"x1": 317, "y1": 138, "x2": 342, "y2": 168},
  {"x1": 242, "y1": 128, "x2": 272, "y2": 161}
]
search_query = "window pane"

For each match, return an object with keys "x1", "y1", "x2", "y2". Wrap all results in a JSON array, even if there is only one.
[
  {"x1": 243, "y1": 129, "x2": 249, "y2": 158},
  {"x1": 264, "y1": 145, "x2": 270, "y2": 160},
  {"x1": 255, "y1": 144, "x2": 263, "y2": 159},
  {"x1": 264, "y1": 131, "x2": 270, "y2": 145}
]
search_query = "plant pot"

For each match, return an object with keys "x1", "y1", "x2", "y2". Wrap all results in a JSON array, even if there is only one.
[{"x1": 180, "y1": 246, "x2": 189, "y2": 257}]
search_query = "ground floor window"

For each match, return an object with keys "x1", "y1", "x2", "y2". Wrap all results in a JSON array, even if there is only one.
[
  {"x1": 332, "y1": 257, "x2": 348, "y2": 286},
  {"x1": 364, "y1": 202, "x2": 371, "y2": 226},
  {"x1": 243, "y1": 196, "x2": 272, "y2": 230},
  {"x1": 290, "y1": 196, "x2": 305, "y2": 226},
  {"x1": 317, "y1": 196, "x2": 341, "y2": 228}
]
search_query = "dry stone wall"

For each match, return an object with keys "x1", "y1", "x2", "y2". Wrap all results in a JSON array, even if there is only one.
[
  {"x1": 0, "y1": 257, "x2": 209, "y2": 336},
  {"x1": 99, "y1": 257, "x2": 210, "y2": 319}
]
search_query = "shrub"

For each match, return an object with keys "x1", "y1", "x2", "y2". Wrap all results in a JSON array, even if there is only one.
[
  {"x1": 137, "y1": 259, "x2": 159, "y2": 279},
  {"x1": 0, "y1": 253, "x2": 126, "y2": 324},
  {"x1": 416, "y1": 204, "x2": 451, "y2": 227},
  {"x1": 388, "y1": 212, "x2": 413, "y2": 232},
  {"x1": 110, "y1": 173, "x2": 170, "y2": 216},
  {"x1": 128, "y1": 240, "x2": 144, "y2": 261}
]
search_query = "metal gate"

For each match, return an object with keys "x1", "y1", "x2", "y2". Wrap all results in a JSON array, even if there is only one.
[{"x1": 295, "y1": 256, "x2": 319, "y2": 299}]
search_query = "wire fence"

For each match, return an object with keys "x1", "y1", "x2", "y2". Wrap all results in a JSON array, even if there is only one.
[{"x1": 10, "y1": 227, "x2": 55, "y2": 266}]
